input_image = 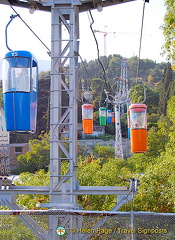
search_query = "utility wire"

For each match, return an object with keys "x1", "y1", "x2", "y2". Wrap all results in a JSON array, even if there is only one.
[{"x1": 9, "y1": 4, "x2": 51, "y2": 53}]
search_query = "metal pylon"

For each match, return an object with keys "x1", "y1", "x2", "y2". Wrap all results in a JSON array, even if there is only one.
[
  {"x1": 44, "y1": 2, "x2": 82, "y2": 239},
  {"x1": 114, "y1": 103, "x2": 123, "y2": 158},
  {"x1": 114, "y1": 59, "x2": 129, "y2": 158},
  {"x1": 48, "y1": 1, "x2": 81, "y2": 210}
]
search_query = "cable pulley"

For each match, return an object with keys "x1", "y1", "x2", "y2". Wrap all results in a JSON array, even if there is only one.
[{"x1": 82, "y1": 90, "x2": 93, "y2": 104}]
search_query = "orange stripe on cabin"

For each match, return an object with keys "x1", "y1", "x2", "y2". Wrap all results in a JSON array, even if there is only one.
[
  {"x1": 130, "y1": 129, "x2": 147, "y2": 153},
  {"x1": 82, "y1": 119, "x2": 93, "y2": 134}
]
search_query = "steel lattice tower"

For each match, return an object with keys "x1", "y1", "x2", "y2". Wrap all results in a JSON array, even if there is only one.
[{"x1": 107, "y1": 59, "x2": 129, "y2": 158}]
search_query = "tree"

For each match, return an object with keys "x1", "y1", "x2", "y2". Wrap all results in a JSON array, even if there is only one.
[
  {"x1": 147, "y1": 64, "x2": 166, "y2": 89},
  {"x1": 158, "y1": 63, "x2": 173, "y2": 115},
  {"x1": 15, "y1": 132, "x2": 50, "y2": 174},
  {"x1": 10, "y1": 94, "x2": 175, "y2": 213},
  {"x1": 162, "y1": 0, "x2": 175, "y2": 69},
  {"x1": 131, "y1": 96, "x2": 175, "y2": 212},
  {"x1": 108, "y1": 54, "x2": 122, "y2": 80},
  {"x1": 15, "y1": 169, "x2": 49, "y2": 209},
  {"x1": 127, "y1": 57, "x2": 156, "y2": 85},
  {"x1": 166, "y1": 95, "x2": 175, "y2": 124},
  {"x1": 78, "y1": 156, "x2": 131, "y2": 211},
  {"x1": 164, "y1": 95, "x2": 175, "y2": 151},
  {"x1": 146, "y1": 115, "x2": 171, "y2": 158},
  {"x1": 129, "y1": 84, "x2": 159, "y2": 113},
  {"x1": 37, "y1": 76, "x2": 50, "y2": 134},
  {"x1": 133, "y1": 154, "x2": 175, "y2": 212},
  {"x1": 90, "y1": 78, "x2": 105, "y2": 110}
]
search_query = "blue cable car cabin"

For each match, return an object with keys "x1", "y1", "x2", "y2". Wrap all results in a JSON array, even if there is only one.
[{"x1": 2, "y1": 50, "x2": 38, "y2": 132}]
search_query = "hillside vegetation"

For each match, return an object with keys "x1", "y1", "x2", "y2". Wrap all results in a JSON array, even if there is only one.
[
  {"x1": 14, "y1": 94, "x2": 175, "y2": 212},
  {"x1": 37, "y1": 56, "x2": 168, "y2": 133},
  {"x1": 10, "y1": 53, "x2": 175, "y2": 213},
  {"x1": 1, "y1": 55, "x2": 168, "y2": 142}
]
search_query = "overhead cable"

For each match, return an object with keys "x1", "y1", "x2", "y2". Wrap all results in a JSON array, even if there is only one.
[
  {"x1": 136, "y1": 0, "x2": 149, "y2": 103},
  {"x1": 78, "y1": 53, "x2": 93, "y2": 91},
  {"x1": 136, "y1": 0, "x2": 148, "y2": 83},
  {"x1": 88, "y1": 10, "x2": 111, "y2": 91},
  {"x1": 9, "y1": 3, "x2": 51, "y2": 53}
]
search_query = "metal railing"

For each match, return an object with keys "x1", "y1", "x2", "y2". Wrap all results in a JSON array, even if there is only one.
[{"x1": 0, "y1": 209, "x2": 175, "y2": 240}]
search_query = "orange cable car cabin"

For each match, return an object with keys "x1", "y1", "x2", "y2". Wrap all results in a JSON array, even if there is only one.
[
  {"x1": 111, "y1": 112, "x2": 115, "y2": 123},
  {"x1": 128, "y1": 103, "x2": 147, "y2": 153},
  {"x1": 82, "y1": 104, "x2": 93, "y2": 134}
]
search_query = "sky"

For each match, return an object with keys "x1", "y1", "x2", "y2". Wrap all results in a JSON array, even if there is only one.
[{"x1": 0, "y1": 0, "x2": 166, "y2": 68}]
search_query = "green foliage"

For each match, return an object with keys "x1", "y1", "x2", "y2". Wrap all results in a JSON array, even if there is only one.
[
  {"x1": 158, "y1": 63, "x2": 173, "y2": 115},
  {"x1": 146, "y1": 115, "x2": 171, "y2": 158},
  {"x1": 166, "y1": 95, "x2": 175, "y2": 123},
  {"x1": 99, "y1": 133, "x2": 114, "y2": 141},
  {"x1": 0, "y1": 88, "x2": 3, "y2": 107},
  {"x1": 147, "y1": 113, "x2": 160, "y2": 128},
  {"x1": 15, "y1": 132, "x2": 50, "y2": 173},
  {"x1": 78, "y1": 157, "x2": 130, "y2": 210},
  {"x1": 15, "y1": 169, "x2": 50, "y2": 209},
  {"x1": 162, "y1": 0, "x2": 175, "y2": 69},
  {"x1": 78, "y1": 93, "x2": 175, "y2": 212},
  {"x1": 12, "y1": 107, "x2": 175, "y2": 213},
  {"x1": 130, "y1": 84, "x2": 159, "y2": 114},
  {"x1": 78, "y1": 55, "x2": 166, "y2": 113},
  {"x1": 127, "y1": 153, "x2": 154, "y2": 173},
  {"x1": 147, "y1": 63, "x2": 166, "y2": 89},
  {"x1": 129, "y1": 96, "x2": 175, "y2": 212},
  {"x1": 90, "y1": 78, "x2": 105, "y2": 110},
  {"x1": 93, "y1": 110, "x2": 100, "y2": 124},
  {"x1": 4, "y1": 54, "x2": 166, "y2": 143},
  {"x1": 37, "y1": 76, "x2": 50, "y2": 134},
  {"x1": 7, "y1": 52, "x2": 175, "y2": 214},
  {"x1": 0, "y1": 215, "x2": 36, "y2": 239},
  {"x1": 92, "y1": 144, "x2": 115, "y2": 160},
  {"x1": 134, "y1": 154, "x2": 175, "y2": 212}
]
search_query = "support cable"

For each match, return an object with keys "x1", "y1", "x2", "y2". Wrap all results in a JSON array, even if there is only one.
[
  {"x1": 78, "y1": 53, "x2": 93, "y2": 91},
  {"x1": 136, "y1": 0, "x2": 149, "y2": 103},
  {"x1": 136, "y1": 0, "x2": 146, "y2": 82},
  {"x1": 88, "y1": 10, "x2": 111, "y2": 91},
  {"x1": 8, "y1": 3, "x2": 51, "y2": 53}
]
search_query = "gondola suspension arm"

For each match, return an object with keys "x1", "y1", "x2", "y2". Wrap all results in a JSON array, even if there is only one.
[{"x1": 5, "y1": 14, "x2": 19, "y2": 51}]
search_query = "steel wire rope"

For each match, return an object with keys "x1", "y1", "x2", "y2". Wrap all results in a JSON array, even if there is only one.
[
  {"x1": 136, "y1": 0, "x2": 146, "y2": 82},
  {"x1": 135, "y1": 0, "x2": 149, "y2": 103},
  {"x1": 88, "y1": 10, "x2": 113, "y2": 108},
  {"x1": 88, "y1": 11, "x2": 109, "y2": 86},
  {"x1": 78, "y1": 53, "x2": 93, "y2": 92},
  {"x1": 128, "y1": 2, "x2": 149, "y2": 234},
  {"x1": 8, "y1": 3, "x2": 51, "y2": 53}
]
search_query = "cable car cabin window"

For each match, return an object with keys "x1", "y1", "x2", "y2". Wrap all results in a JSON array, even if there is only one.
[
  {"x1": 2, "y1": 57, "x2": 30, "y2": 93},
  {"x1": 32, "y1": 63, "x2": 37, "y2": 91},
  {"x1": 82, "y1": 108, "x2": 93, "y2": 120},
  {"x1": 100, "y1": 110, "x2": 106, "y2": 117},
  {"x1": 130, "y1": 108, "x2": 147, "y2": 129}
]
